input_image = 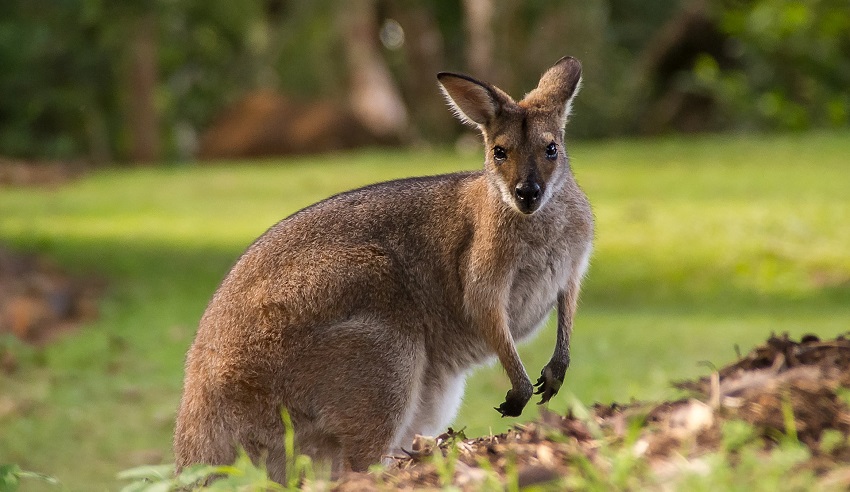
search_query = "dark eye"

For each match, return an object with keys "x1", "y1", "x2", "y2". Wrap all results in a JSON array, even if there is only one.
[
  {"x1": 493, "y1": 146, "x2": 507, "y2": 161},
  {"x1": 545, "y1": 142, "x2": 558, "y2": 159}
]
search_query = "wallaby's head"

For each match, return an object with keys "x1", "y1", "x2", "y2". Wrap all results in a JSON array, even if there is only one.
[{"x1": 438, "y1": 57, "x2": 582, "y2": 215}]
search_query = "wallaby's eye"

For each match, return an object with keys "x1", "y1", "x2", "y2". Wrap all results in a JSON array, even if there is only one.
[
  {"x1": 493, "y1": 146, "x2": 507, "y2": 162},
  {"x1": 545, "y1": 142, "x2": 558, "y2": 160}
]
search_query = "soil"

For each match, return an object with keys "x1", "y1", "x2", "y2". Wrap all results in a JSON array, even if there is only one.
[
  {"x1": 0, "y1": 157, "x2": 87, "y2": 187},
  {"x1": 334, "y1": 333, "x2": 850, "y2": 490},
  {"x1": 0, "y1": 245, "x2": 102, "y2": 347},
  {"x1": 0, "y1": 159, "x2": 99, "y2": 350},
  {"x1": 197, "y1": 91, "x2": 396, "y2": 160}
]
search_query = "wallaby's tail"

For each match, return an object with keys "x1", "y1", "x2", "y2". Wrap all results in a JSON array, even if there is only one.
[{"x1": 173, "y1": 389, "x2": 237, "y2": 473}]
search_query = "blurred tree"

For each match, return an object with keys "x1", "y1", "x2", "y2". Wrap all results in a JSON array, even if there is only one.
[
  {"x1": 696, "y1": 0, "x2": 850, "y2": 130},
  {"x1": 463, "y1": 0, "x2": 495, "y2": 81},
  {"x1": 633, "y1": 0, "x2": 730, "y2": 133},
  {"x1": 0, "y1": 0, "x2": 264, "y2": 164},
  {"x1": 340, "y1": 0, "x2": 410, "y2": 142},
  {"x1": 0, "y1": 0, "x2": 846, "y2": 163},
  {"x1": 721, "y1": 0, "x2": 850, "y2": 128},
  {"x1": 384, "y1": 1, "x2": 450, "y2": 142},
  {"x1": 0, "y1": 0, "x2": 119, "y2": 161},
  {"x1": 156, "y1": 0, "x2": 265, "y2": 160},
  {"x1": 129, "y1": 12, "x2": 161, "y2": 164}
]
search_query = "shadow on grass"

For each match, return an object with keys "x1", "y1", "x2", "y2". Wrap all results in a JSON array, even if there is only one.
[{"x1": 5, "y1": 232, "x2": 848, "y2": 330}]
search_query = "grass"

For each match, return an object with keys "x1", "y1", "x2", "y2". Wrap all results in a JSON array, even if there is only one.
[{"x1": 1, "y1": 130, "x2": 849, "y2": 489}]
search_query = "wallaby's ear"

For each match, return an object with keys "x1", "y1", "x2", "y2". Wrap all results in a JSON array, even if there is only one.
[
  {"x1": 437, "y1": 72, "x2": 506, "y2": 127},
  {"x1": 523, "y1": 56, "x2": 583, "y2": 127}
]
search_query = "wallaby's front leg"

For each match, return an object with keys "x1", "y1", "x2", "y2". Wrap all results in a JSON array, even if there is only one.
[
  {"x1": 479, "y1": 306, "x2": 533, "y2": 417},
  {"x1": 535, "y1": 288, "x2": 576, "y2": 404}
]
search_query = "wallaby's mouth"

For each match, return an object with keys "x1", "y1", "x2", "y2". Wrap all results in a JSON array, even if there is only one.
[{"x1": 515, "y1": 201, "x2": 541, "y2": 215}]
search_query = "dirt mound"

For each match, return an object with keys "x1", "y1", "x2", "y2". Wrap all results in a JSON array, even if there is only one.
[
  {"x1": 0, "y1": 158, "x2": 86, "y2": 187},
  {"x1": 677, "y1": 333, "x2": 850, "y2": 444},
  {"x1": 198, "y1": 91, "x2": 396, "y2": 160},
  {"x1": 0, "y1": 246, "x2": 102, "y2": 346},
  {"x1": 335, "y1": 334, "x2": 850, "y2": 490}
]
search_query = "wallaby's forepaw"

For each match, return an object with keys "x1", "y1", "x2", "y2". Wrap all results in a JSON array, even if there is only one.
[
  {"x1": 494, "y1": 386, "x2": 532, "y2": 417},
  {"x1": 534, "y1": 362, "x2": 567, "y2": 404}
]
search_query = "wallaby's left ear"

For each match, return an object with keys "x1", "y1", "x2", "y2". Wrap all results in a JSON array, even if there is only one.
[
  {"x1": 437, "y1": 72, "x2": 511, "y2": 128},
  {"x1": 523, "y1": 56, "x2": 583, "y2": 127}
]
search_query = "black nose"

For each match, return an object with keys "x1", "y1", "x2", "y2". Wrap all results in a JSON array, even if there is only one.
[{"x1": 514, "y1": 181, "x2": 541, "y2": 204}]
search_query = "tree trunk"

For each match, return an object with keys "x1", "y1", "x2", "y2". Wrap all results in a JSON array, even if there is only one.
[
  {"x1": 128, "y1": 13, "x2": 160, "y2": 164},
  {"x1": 463, "y1": 0, "x2": 494, "y2": 79},
  {"x1": 388, "y1": 4, "x2": 449, "y2": 142},
  {"x1": 340, "y1": 0, "x2": 409, "y2": 142}
]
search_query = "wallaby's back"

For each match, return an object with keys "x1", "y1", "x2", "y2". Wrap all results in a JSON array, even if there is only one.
[{"x1": 175, "y1": 56, "x2": 593, "y2": 482}]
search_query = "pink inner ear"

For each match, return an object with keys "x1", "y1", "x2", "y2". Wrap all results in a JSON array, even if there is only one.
[
  {"x1": 459, "y1": 88, "x2": 495, "y2": 119},
  {"x1": 440, "y1": 77, "x2": 497, "y2": 125}
]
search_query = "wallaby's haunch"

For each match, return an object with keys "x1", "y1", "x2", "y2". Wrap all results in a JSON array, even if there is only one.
[{"x1": 174, "y1": 56, "x2": 593, "y2": 480}]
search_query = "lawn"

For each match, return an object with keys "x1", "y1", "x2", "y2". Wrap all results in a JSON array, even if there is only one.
[{"x1": 1, "y1": 131, "x2": 849, "y2": 490}]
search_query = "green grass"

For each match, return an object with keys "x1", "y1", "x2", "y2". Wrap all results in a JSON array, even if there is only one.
[{"x1": 1, "y1": 131, "x2": 849, "y2": 489}]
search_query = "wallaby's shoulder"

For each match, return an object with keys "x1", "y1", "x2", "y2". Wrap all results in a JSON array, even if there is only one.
[
  {"x1": 241, "y1": 169, "x2": 483, "y2": 261},
  {"x1": 285, "y1": 169, "x2": 480, "y2": 220}
]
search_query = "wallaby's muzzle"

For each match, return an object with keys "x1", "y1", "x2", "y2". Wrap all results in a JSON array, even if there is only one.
[{"x1": 514, "y1": 180, "x2": 543, "y2": 214}]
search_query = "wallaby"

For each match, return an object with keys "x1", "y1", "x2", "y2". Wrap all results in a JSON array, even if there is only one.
[{"x1": 174, "y1": 56, "x2": 593, "y2": 481}]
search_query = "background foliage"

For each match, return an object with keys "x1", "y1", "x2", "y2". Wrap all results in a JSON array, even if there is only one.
[
  {"x1": 0, "y1": 0, "x2": 847, "y2": 163},
  {"x1": 692, "y1": 0, "x2": 850, "y2": 130}
]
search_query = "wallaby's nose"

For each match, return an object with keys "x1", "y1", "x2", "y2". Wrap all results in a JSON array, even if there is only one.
[
  {"x1": 515, "y1": 182, "x2": 541, "y2": 202},
  {"x1": 514, "y1": 181, "x2": 542, "y2": 213}
]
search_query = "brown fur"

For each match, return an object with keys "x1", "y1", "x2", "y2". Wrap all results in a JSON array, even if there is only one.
[{"x1": 174, "y1": 56, "x2": 593, "y2": 481}]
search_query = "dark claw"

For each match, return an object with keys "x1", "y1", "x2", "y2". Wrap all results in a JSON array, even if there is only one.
[
  {"x1": 494, "y1": 387, "x2": 531, "y2": 417},
  {"x1": 534, "y1": 364, "x2": 565, "y2": 405}
]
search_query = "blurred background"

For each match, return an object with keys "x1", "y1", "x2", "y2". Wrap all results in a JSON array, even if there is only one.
[
  {"x1": 1, "y1": 0, "x2": 848, "y2": 165},
  {"x1": 1, "y1": 0, "x2": 849, "y2": 489}
]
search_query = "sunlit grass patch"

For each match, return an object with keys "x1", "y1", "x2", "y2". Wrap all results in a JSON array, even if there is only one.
[{"x1": 0, "y1": 130, "x2": 848, "y2": 488}]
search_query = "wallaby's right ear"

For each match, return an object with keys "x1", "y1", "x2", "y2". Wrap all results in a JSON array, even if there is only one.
[
  {"x1": 523, "y1": 57, "x2": 583, "y2": 128},
  {"x1": 437, "y1": 73, "x2": 506, "y2": 127}
]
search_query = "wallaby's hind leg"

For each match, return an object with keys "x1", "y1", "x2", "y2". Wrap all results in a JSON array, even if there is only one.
[
  {"x1": 285, "y1": 317, "x2": 425, "y2": 472},
  {"x1": 395, "y1": 369, "x2": 468, "y2": 450}
]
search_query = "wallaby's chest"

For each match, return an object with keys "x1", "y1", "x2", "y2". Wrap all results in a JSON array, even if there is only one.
[{"x1": 506, "y1": 233, "x2": 574, "y2": 340}]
